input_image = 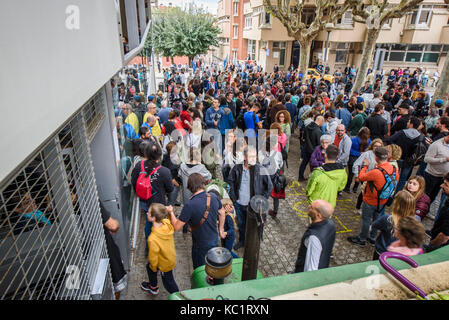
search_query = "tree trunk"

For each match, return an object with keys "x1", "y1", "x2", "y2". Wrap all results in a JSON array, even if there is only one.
[
  {"x1": 188, "y1": 56, "x2": 193, "y2": 68},
  {"x1": 433, "y1": 54, "x2": 449, "y2": 105},
  {"x1": 298, "y1": 39, "x2": 312, "y2": 77},
  {"x1": 171, "y1": 56, "x2": 175, "y2": 65},
  {"x1": 352, "y1": 28, "x2": 380, "y2": 94}
]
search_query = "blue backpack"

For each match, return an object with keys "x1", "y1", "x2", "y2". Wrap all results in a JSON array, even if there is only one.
[{"x1": 369, "y1": 166, "x2": 397, "y2": 211}]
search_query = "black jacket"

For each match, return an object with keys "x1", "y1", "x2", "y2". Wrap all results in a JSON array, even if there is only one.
[
  {"x1": 386, "y1": 129, "x2": 423, "y2": 161},
  {"x1": 131, "y1": 160, "x2": 174, "y2": 205},
  {"x1": 390, "y1": 114, "x2": 410, "y2": 136},
  {"x1": 227, "y1": 164, "x2": 273, "y2": 203},
  {"x1": 304, "y1": 122, "x2": 323, "y2": 154},
  {"x1": 364, "y1": 114, "x2": 388, "y2": 140}
]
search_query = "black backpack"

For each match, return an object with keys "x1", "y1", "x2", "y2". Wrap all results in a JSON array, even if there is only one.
[
  {"x1": 405, "y1": 134, "x2": 427, "y2": 166},
  {"x1": 236, "y1": 113, "x2": 246, "y2": 130},
  {"x1": 272, "y1": 169, "x2": 287, "y2": 193},
  {"x1": 280, "y1": 142, "x2": 288, "y2": 162}
]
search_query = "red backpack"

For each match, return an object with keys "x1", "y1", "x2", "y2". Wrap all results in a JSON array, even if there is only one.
[{"x1": 136, "y1": 161, "x2": 161, "y2": 200}]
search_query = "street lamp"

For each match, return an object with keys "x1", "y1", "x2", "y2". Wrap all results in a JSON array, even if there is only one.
[{"x1": 324, "y1": 23, "x2": 334, "y2": 74}]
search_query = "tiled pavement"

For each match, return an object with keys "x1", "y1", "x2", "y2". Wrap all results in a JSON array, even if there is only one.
[{"x1": 123, "y1": 131, "x2": 436, "y2": 299}]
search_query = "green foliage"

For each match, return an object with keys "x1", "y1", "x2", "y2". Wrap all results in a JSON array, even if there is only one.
[{"x1": 144, "y1": 6, "x2": 220, "y2": 60}]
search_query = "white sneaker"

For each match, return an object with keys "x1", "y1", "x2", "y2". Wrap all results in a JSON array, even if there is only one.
[{"x1": 356, "y1": 209, "x2": 362, "y2": 216}]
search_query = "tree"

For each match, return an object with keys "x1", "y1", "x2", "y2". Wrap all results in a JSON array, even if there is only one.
[
  {"x1": 263, "y1": 0, "x2": 351, "y2": 75},
  {"x1": 433, "y1": 0, "x2": 449, "y2": 104},
  {"x1": 349, "y1": 0, "x2": 424, "y2": 93},
  {"x1": 145, "y1": 7, "x2": 220, "y2": 65}
]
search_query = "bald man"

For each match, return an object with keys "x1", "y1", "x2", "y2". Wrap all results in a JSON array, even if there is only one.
[{"x1": 294, "y1": 199, "x2": 336, "y2": 273}]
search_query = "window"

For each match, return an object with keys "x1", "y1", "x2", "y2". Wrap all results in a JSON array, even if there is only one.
[
  {"x1": 233, "y1": 25, "x2": 238, "y2": 39},
  {"x1": 336, "y1": 10, "x2": 352, "y2": 25},
  {"x1": 408, "y1": 5, "x2": 432, "y2": 27},
  {"x1": 233, "y1": 2, "x2": 239, "y2": 16},
  {"x1": 244, "y1": 15, "x2": 252, "y2": 29},
  {"x1": 302, "y1": 8, "x2": 316, "y2": 26},
  {"x1": 259, "y1": 8, "x2": 271, "y2": 27},
  {"x1": 272, "y1": 42, "x2": 286, "y2": 66},
  {"x1": 232, "y1": 49, "x2": 237, "y2": 60},
  {"x1": 247, "y1": 40, "x2": 256, "y2": 60},
  {"x1": 376, "y1": 43, "x2": 445, "y2": 64},
  {"x1": 335, "y1": 42, "x2": 350, "y2": 63}
]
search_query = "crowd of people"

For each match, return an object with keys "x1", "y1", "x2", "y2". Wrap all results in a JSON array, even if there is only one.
[{"x1": 112, "y1": 59, "x2": 449, "y2": 295}]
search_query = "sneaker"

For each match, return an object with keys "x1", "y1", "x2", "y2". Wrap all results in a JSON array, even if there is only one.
[
  {"x1": 233, "y1": 242, "x2": 243, "y2": 250},
  {"x1": 268, "y1": 210, "x2": 277, "y2": 219},
  {"x1": 367, "y1": 238, "x2": 376, "y2": 246},
  {"x1": 140, "y1": 282, "x2": 159, "y2": 295},
  {"x1": 356, "y1": 209, "x2": 362, "y2": 216},
  {"x1": 347, "y1": 236, "x2": 366, "y2": 247}
]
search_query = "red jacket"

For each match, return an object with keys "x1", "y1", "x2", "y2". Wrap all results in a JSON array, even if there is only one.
[{"x1": 415, "y1": 193, "x2": 431, "y2": 220}]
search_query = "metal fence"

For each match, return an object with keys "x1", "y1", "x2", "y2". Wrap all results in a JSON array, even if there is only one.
[{"x1": 0, "y1": 90, "x2": 112, "y2": 300}]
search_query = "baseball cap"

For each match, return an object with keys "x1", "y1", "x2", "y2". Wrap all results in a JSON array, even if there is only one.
[{"x1": 435, "y1": 99, "x2": 444, "y2": 107}]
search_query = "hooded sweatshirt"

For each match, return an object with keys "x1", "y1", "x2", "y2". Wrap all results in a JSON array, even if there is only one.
[
  {"x1": 306, "y1": 163, "x2": 348, "y2": 208},
  {"x1": 178, "y1": 163, "x2": 212, "y2": 203},
  {"x1": 218, "y1": 105, "x2": 235, "y2": 135},
  {"x1": 148, "y1": 219, "x2": 176, "y2": 272},
  {"x1": 304, "y1": 122, "x2": 323, "y2": 154},
  {"x1": 327, "y1": 118, "x2": 342, "y2": 140},
  {"x1": 387, "y1": 128, "x2": 422, "y2": 161}
]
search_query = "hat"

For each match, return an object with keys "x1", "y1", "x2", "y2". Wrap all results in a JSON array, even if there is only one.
[
  {"x1": 133, "y1": 95, "x2": 141, "y2": 102},
  {"x1": 435, "y1": 99, "x2": 444, "y2": 106},
  {"x1": 148, "y1": 95, "x2": 155, "y2": 101},
  {"x1": 374, "y1": 147, "x2": 389, "y2": 161}
]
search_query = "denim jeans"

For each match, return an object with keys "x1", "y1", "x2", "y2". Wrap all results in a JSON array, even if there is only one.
[
  {"x1": 140, "y1": 201, "x2": 153, "y2": 239},
  {"x1": 234, "y1": 202, "x2": 248, "y2": 246},
  {"x1": 395, "y1": 160, "x2": 413, "y2": 194},
  {"x1": 192, "y1": 240, "x2": 218, "y2": 270},
  {"x1": 221, "y1": 230, "x2": 239, "y2": 258},
  {"x1": 358, "y1": 202, "x2": 384, "y2": 241},
  {"x1": 146, "y1": 263, "x2": 179, "y2": 294},
  {"x1": 298, "y1": 149, "x2": 312, "y2": 180},
  {"x1": 416, "y1": 161, "x2": 427, "y2": 177},
  {"x1": 167, "y1": 185, "x2": 180, "y2": 205}
]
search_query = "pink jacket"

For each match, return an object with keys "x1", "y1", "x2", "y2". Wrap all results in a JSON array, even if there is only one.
[
  {"x1": 276, "y1": 133, "x2": 287, "y2": 153},
  {"x1": 388, "y1": 241, "x2": 423, "y2": 257}
]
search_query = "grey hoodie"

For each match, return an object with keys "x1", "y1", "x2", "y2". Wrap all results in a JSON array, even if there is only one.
[
  {"x1": 336, "y1": 134, "x2": 352, "y2": 166},
  {"x1": 178, "y1": 163, "x2": 212, "y2": 204},
  {"x1": 403, "y1": 128, "x2": 421, "y2": 140},
  {"x1": 424, "y1": 137, "x2": 449, "y2": 177}
]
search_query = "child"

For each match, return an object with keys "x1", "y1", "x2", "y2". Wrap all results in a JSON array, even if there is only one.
[
  {"x1": 388, "y1": 216, "x2": 425, "y2": 256},
  {"x1": 371, "y1": 190, "x2": 416, "y2": 260},
  {"x1": 207, "y1": 189, "x2": 239, "y2": 258},
  {"x1": 405, "y1": 176, "x2": 431, "y2": 222},
  {"x1": 141, "y1": 203, "x2": 179, "y2": 295}
]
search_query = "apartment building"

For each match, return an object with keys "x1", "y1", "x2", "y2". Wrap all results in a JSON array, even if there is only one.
[
  {"x1": 215, "y1": 0, "x2": 449, "y2": 74},
  {"x1": 0, "y1": 0, "x2": 152, "y2": 300}
]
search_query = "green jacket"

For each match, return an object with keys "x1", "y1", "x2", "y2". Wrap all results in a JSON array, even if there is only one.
[
  {"x1": 348, "y1": 112, "x2": 367, "y2": 136},
  {"x1": 306, "y1": 163, "x2": 347, "y2": 208}
]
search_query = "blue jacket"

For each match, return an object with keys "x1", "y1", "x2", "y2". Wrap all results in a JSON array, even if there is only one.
[
  {"x1": 123, "y1": 123, "x2": 138, "y2": 139},
  {"x1": 205, "y1": 107, "x2": 224, "y2": 129},
  {"x1": 285, "y1": 102, "x2": 296, "y2": 122},
  {"x1": 218, "y1": 106, "x2": 234, "y2": 135},
  {"x1": 350, "y1": 137, "x2": 372, "y2": 157},
  {"x1": 336, "y1": 108, "x2": 352, "y2": 128}
]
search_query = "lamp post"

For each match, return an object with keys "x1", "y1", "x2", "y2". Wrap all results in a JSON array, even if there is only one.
[{"x1": 324, "y1": 23, "x2": 334, "y2": 75}]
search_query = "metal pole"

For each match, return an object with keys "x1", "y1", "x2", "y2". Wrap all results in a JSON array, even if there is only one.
[
  {"x1": 148, "y1": 2, "x2": 157, "y2": 95},
  {"x1": 241, "y1": 208, "x2": 261, "y2": 281},
  {"x1": 325, "y1": 30, "x2": 330, "y2": 73}
]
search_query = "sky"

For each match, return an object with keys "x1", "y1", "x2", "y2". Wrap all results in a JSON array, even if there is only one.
[{"x1": 158, "y1": 0, "x2": 218, "y2": 15}]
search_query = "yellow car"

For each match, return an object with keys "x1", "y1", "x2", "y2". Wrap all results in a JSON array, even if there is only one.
[{"x1": 306, "y1": 68, "x2": 334, "y2": 83}]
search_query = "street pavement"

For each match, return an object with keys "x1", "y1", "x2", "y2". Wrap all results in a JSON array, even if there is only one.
[{"x1": 122, "y1": 128, "x2": 437, "y2": 300}]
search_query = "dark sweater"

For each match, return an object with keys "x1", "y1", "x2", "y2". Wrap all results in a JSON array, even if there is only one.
[{"x1": 364, "y1": 114, "x2": 388, "y2": 140}]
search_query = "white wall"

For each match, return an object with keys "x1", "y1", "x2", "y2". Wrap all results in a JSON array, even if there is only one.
[{"x1": 0, "y1": 0, "x2": 123, "y2": 183}]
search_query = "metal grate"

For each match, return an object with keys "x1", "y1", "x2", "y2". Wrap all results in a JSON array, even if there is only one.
[
  {"x1": 0, "y1": 110, "x2": 110, "y2": 300},
  {"x1": 83, "y1": 90, "x2": 105, "y2": 142}
]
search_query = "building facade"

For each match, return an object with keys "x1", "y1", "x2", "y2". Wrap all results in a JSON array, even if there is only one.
[
  {"x1": 0, "y1": 0, "x2": 151, "y2": 300},
  {"x1": 215, "y1": 0, "x2": 449, "y2": 74}
]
